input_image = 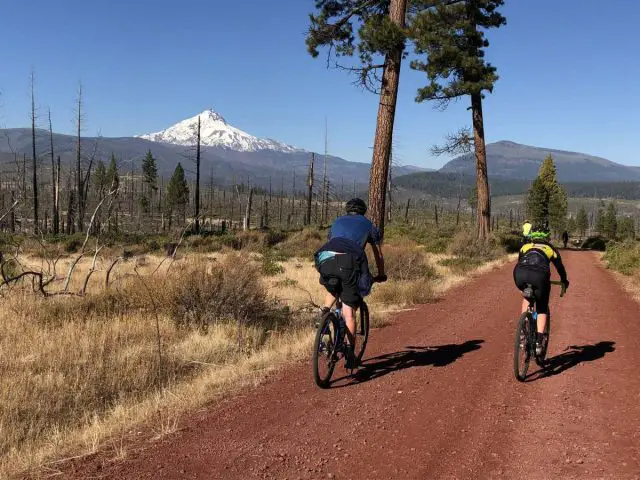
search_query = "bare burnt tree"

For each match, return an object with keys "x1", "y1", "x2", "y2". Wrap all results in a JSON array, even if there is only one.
[
  {"x1": 48, "y1": 109, "x2": 60, "y2": 234},
  {"x1": 194, "y1": 116, "x2": 201, "y2": 233},
  {"x1": 75, "y1": 83, "x2": 83, "y2": 231},
  {"x1": 306, "y1": 153, "x2": 314, "y2": 225},
  {"x1": 30, "y1": 72, "x2": 39, "y2": 233}
]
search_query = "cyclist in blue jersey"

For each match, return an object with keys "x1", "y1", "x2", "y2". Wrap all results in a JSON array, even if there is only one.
[{"x1": 314, "y1": 198, "x2": 386, "y2": 368}]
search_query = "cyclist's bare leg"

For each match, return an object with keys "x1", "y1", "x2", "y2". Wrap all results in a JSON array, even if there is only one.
[
  {"x1": 342, "y1": 304, "x2": 357, "y2": 354},
  {"x1": 521, "y1": 298, "x2": 529, "y2": 314},
  {"x1": 323, "y1": 292, "x2": 335, "y2": 310},
  {"x1": 537, "y1": 313, "x2": 548, "y2": 334}
]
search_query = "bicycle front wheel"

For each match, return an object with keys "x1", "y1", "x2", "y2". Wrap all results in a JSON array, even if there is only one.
[
  {"x1": 514, "y1": 312, "x2": 532, "y2": 382},
  {"x1": 313, "y1": 312, "x2": 338, "y2": 388},
  {"x1": 355, "y1": 302, "x2": 370, "y2": 362}
]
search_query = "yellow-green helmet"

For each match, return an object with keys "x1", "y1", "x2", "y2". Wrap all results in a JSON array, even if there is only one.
[{"x1": 529, "y1": 221, "x2": 550, "y2": 240}]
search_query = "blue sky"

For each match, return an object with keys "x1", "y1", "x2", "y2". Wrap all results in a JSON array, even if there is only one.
[{"x1": 0, "y1": 0, "x2": 638, "y2": 169}]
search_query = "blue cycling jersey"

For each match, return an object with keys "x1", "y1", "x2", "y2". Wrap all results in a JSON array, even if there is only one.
[
  {"x1": 329, "y1": 215, "x2": 381, "y2": 249},
  {"x1": 316, "y1": 214, "x2": 381, "y2": 260},
  {"x1": 315, "y1": 214, "x2": 381, "y2": 298}
]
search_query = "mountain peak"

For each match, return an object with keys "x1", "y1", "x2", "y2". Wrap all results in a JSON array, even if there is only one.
[
  {"x1": 137, "y1": 108, "x2": 300, "y2": 153},
  {"x1": 198, "y1": 109, "x2": 227, "y2": 125}
]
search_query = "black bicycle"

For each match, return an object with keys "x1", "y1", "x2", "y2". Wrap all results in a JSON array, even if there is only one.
[
  {"x1": 312, "y1": 277, "x2": 385, "y2": 388},
  {"x1": 514, "y1": 280, "x2": 566, "y2": 381}
]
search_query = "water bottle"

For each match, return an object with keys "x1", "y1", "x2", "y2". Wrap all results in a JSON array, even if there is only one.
[{"x1": 532, "y1": 311, "x2": 538, "y2": 321}]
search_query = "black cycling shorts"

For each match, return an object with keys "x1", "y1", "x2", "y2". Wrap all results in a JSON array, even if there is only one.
[
  {"x1": 317, "y1": 254, "x2": 361, "y2": 308},
  {"x1": 513, "y1": 265, "x2": 551, "y2": 314}
]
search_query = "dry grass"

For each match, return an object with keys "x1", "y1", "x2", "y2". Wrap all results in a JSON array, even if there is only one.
[
  {"x1": 0, "y1": 234, "x2": 513, "y2": 478},
  {"x1": 0, "y1": 253, "x2": 308, "y2": 479}
]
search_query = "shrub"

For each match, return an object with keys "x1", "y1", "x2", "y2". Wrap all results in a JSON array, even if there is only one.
[
  {"x1": 495, "y1": 230, "x2": 522, "y2": 254},
  {"x1": 386, "y1": 223, "x2": 459, "y2": 253},
  {"x1": 604, "y1": 240, "x2": 640, "y2": 275},
  {"x1": 186, "y1": 235, "x2": 224, "y2": 253},
  {"x1": 379, "y1": 239, "x2": 438, "y2": 281},
  {"x1": 64, "y1": 235, "x2": 84, "y2": 253},
  {"x1": 224, "y1": 230, "x2": 271, "y2": 251},
  {"x1": 438, "y1": 257, "x2": 484, "y2": 274},
  {"x1": 168, "y1": 254, "x2": 290, "y2": 331},
  {"x1": 448, "y1": 229, "x2": 500, "y2": 260},
  {"x1": 582, "y1": 236, "x2": 607, "y2": 251},
  {"x1": 277, "y1": 228, "x2": 325, "y2": 259},
  {"x1": 274, "y1": 278, "x2": 298, "y2": 288},
  {"x1": 422, "y1": 225, "x2": 458, "y2": 253},
  {"x1": 261, "y1": 249, "x2": 285, "y2": 276},
  {"x1": 371, "y1": 278, "x2": 435, "y2": 306},
  {"x1": 0, "y1": 258, "x2": 21, "y2": 280}
]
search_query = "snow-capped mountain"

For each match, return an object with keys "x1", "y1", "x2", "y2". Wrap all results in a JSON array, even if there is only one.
[{"x1": 138, "y1": 109, "x2": 301, "y2": 153}]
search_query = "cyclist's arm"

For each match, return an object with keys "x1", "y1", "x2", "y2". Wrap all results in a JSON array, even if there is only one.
[
  {"x1": 368, "y1": 225, "x2": 385, "y2": 276},
  {"x1": 371, "y1": 243, "x2": 385, "y2": 276},
  {"x1": 550, "y1": 247, "x2": 568, "y2": 284}
]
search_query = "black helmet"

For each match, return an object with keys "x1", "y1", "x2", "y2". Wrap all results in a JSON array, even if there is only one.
[{"x1": 345, "y1": 198, "x2": 367, "y2": 215}]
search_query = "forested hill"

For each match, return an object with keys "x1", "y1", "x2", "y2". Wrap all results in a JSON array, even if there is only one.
[
  {"x1": 395, "y1": 171, "x2": 640, "y2": 200},
  {"x1": 440, "y1": 141, "x2": 640, "y2": 182}
]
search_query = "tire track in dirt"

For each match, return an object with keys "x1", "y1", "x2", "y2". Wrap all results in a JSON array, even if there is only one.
[{"x1": 62, "y1": 251, "x2": 640, "y2": 479}]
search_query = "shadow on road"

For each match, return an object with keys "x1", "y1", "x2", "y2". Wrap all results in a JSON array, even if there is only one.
[
  {"x1": 529, "y1": 341, "x2": 616, "y2": 381},
  {"x1": 330, "y1": 339, "x2": 484, "y2": 388}
]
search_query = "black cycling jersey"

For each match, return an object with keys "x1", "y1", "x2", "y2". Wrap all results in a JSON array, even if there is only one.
[{"x1": 518, "y1": 239, "x2": 568, "y2": 283}]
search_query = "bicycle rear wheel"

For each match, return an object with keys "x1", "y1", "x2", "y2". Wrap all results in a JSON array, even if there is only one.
[
  {"x1": 313, "y1": 312, "x2": 339, "y2": 388},
  {"x1": 355, "y1": 302, "x2": 370, "y2": 362},
  {"x1": 514, "y1": 312, "x2": 532, "y2": 382},
  {"x1": 535, "y1": 311, "x2": 551, "y2": 366}
]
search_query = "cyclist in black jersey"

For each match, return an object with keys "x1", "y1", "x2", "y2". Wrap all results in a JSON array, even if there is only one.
[{"x1": 514, "y1": 222, "x2": 569, "y2": 355}]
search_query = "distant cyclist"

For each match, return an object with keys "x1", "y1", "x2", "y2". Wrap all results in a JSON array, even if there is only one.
[
  {"x1": 562, "y1": 231, "x2": 569, "y2": 249},
  {"x1": 514, "y1": 221, "x2": 569, "y2": 355},
  {"x1": 314, "y1": 198, "x2": 386, "y2": 369}
]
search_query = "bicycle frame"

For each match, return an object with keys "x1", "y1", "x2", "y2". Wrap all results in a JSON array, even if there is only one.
[{"x1": 521, "y1": 281, "x2": 563, "y2": 365}]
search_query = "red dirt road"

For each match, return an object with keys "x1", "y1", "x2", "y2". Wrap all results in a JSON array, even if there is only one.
[{"x1": 65, "y1": 251, "x2": 640, "y2": 479}]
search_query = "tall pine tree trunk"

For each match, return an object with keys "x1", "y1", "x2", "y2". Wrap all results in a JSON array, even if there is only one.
[
  {"x1": 471, "y1": 92, "x2": 490, "y2": 239},
  {"x1": 367, "y1": 0, "x2": 407, "y2": 237}
]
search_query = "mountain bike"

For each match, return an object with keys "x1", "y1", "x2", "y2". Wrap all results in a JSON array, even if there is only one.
[
  {"x1": 312, "y1": 277, "x2": 386, "y2": 388},
  {"x1": 514, "y1": 280, "x2": 566, "y2": 382}
]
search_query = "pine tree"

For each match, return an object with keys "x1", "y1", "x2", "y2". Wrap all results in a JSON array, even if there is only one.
[
  {"x1": 595, "y1": 201, "x2": 605, "y2": 235},
  {"x1": 526, "y1": 156, "x2": 567, "y2": 234},
  {"x1": 106, "y1": 154, "x2": 119, "y2": 191},
  {"x1": 140, "y1": 150, "x2": 158, "y2": 221},
  {"x1": 603, "y1": 201, "x2": 617, "y2": 239},
  {"x1": 576, "y1": 205, "x2": 588, "y2": 239},
  {"x1": 165, "y1": 163, "x2": 189, "y2": 227},
  {"x1": 410, "y1": 0, "x2": 506, "y2": 239},
  {"x1": 142, "y1": 150, "x2": 158, "y2": 192},
  {"x1": 105, "y1": 154, "x2": 120, "y2": 232},
  {"x1": 307, "y1": 0, "x2": 410, "y2": 235},
  {"x1": 618, "y1": 216, "x2": 635, "y2": 240},
  {"x1": 93, "y1": 160, "x2": 108, "y2": 197}
]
